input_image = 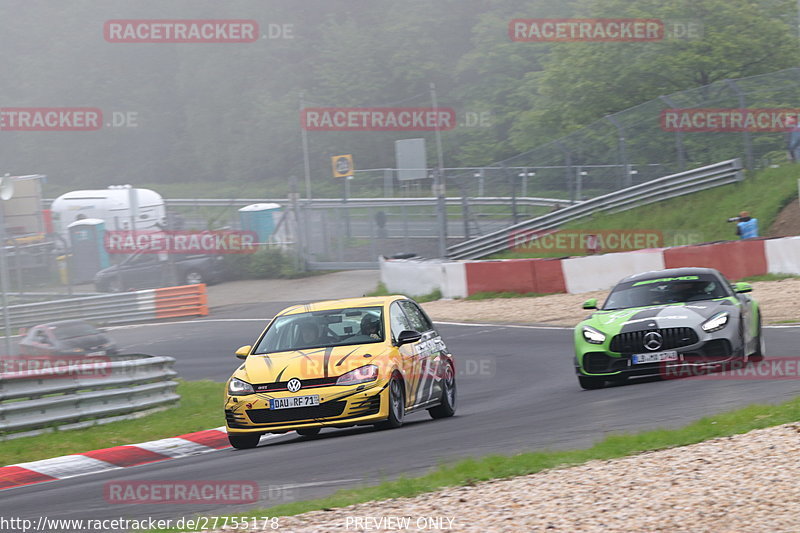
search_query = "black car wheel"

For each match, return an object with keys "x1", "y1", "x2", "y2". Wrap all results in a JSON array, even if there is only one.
[
  {"x1": 749, "y1": 314, "x2": 765, "y2": 363},
  {"x1": 228, "y1": 433, "x2": 261, "y2": 449},
  {"x1": 428, "y1": 363, "x2": 456, "y2": 419},
  {"x1": 184, "y1": 270, "x2": 204, "y2": 285},
  {"x1": 108, "y1": 278, "x2": 123, "y2": 293},
  {"x1": 376, "y1": 374, "x2": 405, "y2": 429},
  {"x1": 295, "y1": 427, "x2": 321, "y2": 437},
  {"x1": 578, "y1": 375, "x2": 606, "y2": 390}
]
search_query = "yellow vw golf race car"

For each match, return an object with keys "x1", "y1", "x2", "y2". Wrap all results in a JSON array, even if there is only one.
[{"x1": 224, "y1": 296, "x2": 457, "y2": 448}]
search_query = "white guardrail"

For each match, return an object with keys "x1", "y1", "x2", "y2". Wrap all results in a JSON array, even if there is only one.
[
  {"x1": 3, "y1": 284, "x2": 208, "y2": 330},
  {"x1": 161, "y1": 196, "x2": 573, "y2": 209},
  {"x1": 44, "y1": 196, "x2": 572, "y2": 209},
  {"x1": 447, "y1": 159, "x2": 744, "y2": 260},
  {"x1": 0, "y1": 354, "x2": 178, "y2": 439}
]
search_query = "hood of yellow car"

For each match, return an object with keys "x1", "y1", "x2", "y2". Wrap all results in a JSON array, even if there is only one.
[{"x1": 241, "y1": 343, "x2": 389, "y2": 384}]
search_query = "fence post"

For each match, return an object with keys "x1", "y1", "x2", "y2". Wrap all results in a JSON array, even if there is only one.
[
  {"x1": 659, "y1": 95, "x2": 688, "y2": 171},
  {"x1": 724, "y1": 79, "x2": 754, "y2": 170},
  {"x1": 605, "y1": 114, "x2": 631, "y2": 188}
]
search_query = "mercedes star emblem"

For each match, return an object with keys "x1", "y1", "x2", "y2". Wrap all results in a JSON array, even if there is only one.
[{"x1": 643, "y1": 331, "x2": 663, "y2": 351}]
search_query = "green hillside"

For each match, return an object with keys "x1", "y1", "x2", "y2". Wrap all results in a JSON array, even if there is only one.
[{"x1": 493, "y1": 164, "x2": 799, "y2": 259}]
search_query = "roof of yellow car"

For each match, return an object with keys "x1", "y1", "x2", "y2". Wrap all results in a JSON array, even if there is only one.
[{"x1": 277, "y1": 295, "x2": 406, "y2": 316}]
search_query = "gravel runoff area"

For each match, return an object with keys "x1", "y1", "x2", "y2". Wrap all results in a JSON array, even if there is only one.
[
  {"x1": 421, "y1": 277, "x2": 800, "y2": 327},
  {"x1": 204, "y1": 423, "x2": 800, "y2": 533}
]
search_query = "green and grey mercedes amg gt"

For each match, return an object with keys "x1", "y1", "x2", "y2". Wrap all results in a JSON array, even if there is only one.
[{"x1": 574, "y1": 267, "x2": 764, "y2": 390}]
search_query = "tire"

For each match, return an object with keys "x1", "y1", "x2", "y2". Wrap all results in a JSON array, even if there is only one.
[
  {"x1": 428, "y1": 362, "x2": 456, "y2": 419},
  {"x1": 295, "y1": 427, "x2": 320, "y2": 437},
  {"x1": 749, "y1": 314, "x2": 765, "y2": 363},
  {"x1": 228, "y1": 433, "x2": 261, "y2": 449},
  {"x1": 376, "y1": 374, "x2": 405, "y2": 430},
  {"x1": 108, "y1": 278, "x2": 123, "y2": 293},
  {"x1": 184, "y1": 270, "x2": 204, "y2": 285},
  {"x1": 578, "y1": 375, "x2": 606, "y2": 390}
]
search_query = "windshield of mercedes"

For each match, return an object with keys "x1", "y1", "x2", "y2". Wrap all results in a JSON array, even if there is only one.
[{"x1": 602, "y1": 274, "x2": 732, "y2": 310}]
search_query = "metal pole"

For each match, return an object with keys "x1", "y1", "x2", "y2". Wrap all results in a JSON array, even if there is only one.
[
  {"x1": 605, "y1": 115, "x2": 631, "y2": 188},
  {"x1": 724, "y1": 79, "x2": 754, "y2": 170},
  {"x1": 460, "y1": 181, "x2": 470, "y2": 240},
  {"x1": 0, "y1": 202, "x2": 13, "y2": 356},
  {"x1": 383, "y1": 168, "x2": 393, "y2": 197},
  {"x1": 659, "y1": 95, "x2": 688, "y2": 171},
  {"x1": 299, "y1": 92, "x2": 313, "y2": 201},
  {"x1": 430, "y1": 82, "x2": 448, "y2": 259}
]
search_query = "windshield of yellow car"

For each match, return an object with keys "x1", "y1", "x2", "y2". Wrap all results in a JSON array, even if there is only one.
[{"x1": 252, "y1": 306, "x2": 385, "y2": 354}]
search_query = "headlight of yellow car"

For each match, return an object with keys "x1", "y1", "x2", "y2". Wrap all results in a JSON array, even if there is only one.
[
  {"x1": 335, "y1": 365, "x2": 378, "y2": 386},
  {"x1": 228, "y1": 377, "x2": 254, "y2": 396}
]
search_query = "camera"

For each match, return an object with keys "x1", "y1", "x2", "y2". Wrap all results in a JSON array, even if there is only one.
[{"x1": 726, "y1": 216, "x2": 741, "y2": 223}]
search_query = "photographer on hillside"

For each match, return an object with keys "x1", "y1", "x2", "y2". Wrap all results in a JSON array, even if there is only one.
[{"x1": 729, "y1": 211, "x2": 758, "y2": 239}]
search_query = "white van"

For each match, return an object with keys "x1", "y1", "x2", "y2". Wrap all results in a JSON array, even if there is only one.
[{"x1": 51, "y1": 187, "x2": 165, "y2": 241}]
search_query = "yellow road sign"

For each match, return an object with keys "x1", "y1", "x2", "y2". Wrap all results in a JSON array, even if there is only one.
[{"x1": 332, "y1": 154, "x2": 354, "y2": 178}]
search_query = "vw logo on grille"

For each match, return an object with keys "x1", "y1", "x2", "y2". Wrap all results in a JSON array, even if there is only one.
[
  {"x1": 643, "y1": 331, "x2": 663, "y2": 351},
  {"x1": 286, "y1": 378, "x2": 302, "y2": 393}
]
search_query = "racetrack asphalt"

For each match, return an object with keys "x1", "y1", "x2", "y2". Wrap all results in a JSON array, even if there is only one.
[{"x1": 2, "y1": 315, "x2": 799, "y2": 529}]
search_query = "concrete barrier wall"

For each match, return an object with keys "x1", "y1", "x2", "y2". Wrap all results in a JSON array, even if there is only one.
[
  {"x1": 663, "y1": 240, "x2": 767, "y2": 280},
  {"x1": 379, "y1": 257, "x2": 447, "y2": 297},
  {"x1": 765, "y1": 237, "x2": 800, "y2": 274},
  {"x1": 380, "y1": 236, "x2": 800, "y2": 299},
  {"x1": 441, "y1": 262, "x2": 468, "y2": 299},
  {"x1": 561, "y1": 249, "x2": 666, "y2": 293}
]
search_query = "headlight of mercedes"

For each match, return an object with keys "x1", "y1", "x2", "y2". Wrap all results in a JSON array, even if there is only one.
[
  {"x1": 702, "y1": 312, "x2": 729, "y2": 332},
  {"x1": 582, "y1": 326, "x2": 606, "y2": 344},
  {"x1": 228, "y1": 377, "x2": 254, "y2": 396}
]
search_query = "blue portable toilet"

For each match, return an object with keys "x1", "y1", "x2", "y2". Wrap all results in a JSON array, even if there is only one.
[
  {"x1": 238, "y1": 203, "x2": 281, "y2": 244},
  {"x1": 67, "y1": 218, "x2": 110, "y2": 284}
]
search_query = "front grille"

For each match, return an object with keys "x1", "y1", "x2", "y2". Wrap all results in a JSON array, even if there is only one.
[
  {"x1": 584, "y1": 352, "x2": 614, "y2": 373},
  {"x1": 246, "y1": 401, "x2": 346, "y2": 424},
  {"x1": 225, "y1": 409, "x2": 248, "y2": 428},
  {"x1": 350, "y1": 395, "x2": 381, "y2": 416},
  {"x1": 610, "y1": 328, "x2": 698, "y2": 353},
  {"x1": 253, "y1": 377, "x2": 339, "y2": 393}
]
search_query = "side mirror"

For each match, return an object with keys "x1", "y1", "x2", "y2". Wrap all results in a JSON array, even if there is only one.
[
  {"x1": 235, "y1": 345, "x2": 252, "y2": 360},
  {"x1": 582, "y1": 298, "x2": 598, "y2": 310},
  {"x1": 733, "y1": 282, "x2": 752, "y2": 294},
  {"x1": 395, "y1": 330, "x2": 422, "y2": 346}
]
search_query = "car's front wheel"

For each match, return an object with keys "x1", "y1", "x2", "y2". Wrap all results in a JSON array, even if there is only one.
[
  {"x1": 184, "y1": 270, "x2": 205, "y2": 285},
  {"x1": 376, "y1": 374, "x2": 405, "y2": 429},
  {"x1": 578, "y1": 375, "x2": 606, "y2": 390},
  {"x1": 749, "y1": 314, "x2": 765, "y2": 363},
  {"x1": 228, "y1": 433, "x2": 261, "y2": 449},
  {"x1": 428, "y1": 363, "x2": 456, "y2": 419}
]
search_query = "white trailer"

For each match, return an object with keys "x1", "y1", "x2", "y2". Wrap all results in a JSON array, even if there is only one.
[{"x1": 50, "y1": 186, "x2": 165, "y2": 241}]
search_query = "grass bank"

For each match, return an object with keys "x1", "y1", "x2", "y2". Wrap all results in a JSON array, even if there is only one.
[
  {"x1": 493, "y1": 164, "x2": 799, "y2": 259},
  {"x1": 0, "y1": 380, "x2": 224, "y2": 465}
]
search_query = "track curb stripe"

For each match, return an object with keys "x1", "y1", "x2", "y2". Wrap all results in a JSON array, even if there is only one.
[{"x1": 0, "y1": 427, "x2": 230, "y2": 491}]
